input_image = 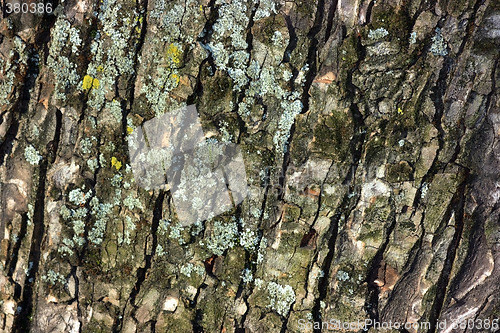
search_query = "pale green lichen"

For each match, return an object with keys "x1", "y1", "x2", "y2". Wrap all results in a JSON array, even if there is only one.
[
  {"x1": 368, "y1": 27, "x2": 389, "y2": 40},
  {"x1": 169, "y1": 223, "x2": 186, "y2": 245},
  {"x1": 156, "y1": 244, "x2": 166, "y2": 256},
  {"x1": 336, "y1": 270, "x2": 350, "y2": 281},
  {"x1": 254, "y1": 278, "x2": 264, "y2": 288},
  {"x1": 180, "y1": 263, "x2": 205, "y2": 277},
  {"x1": 85, "y1": 0, "x2": 137, "y2": 111},
  {"x1": 87, "y1": 158, "x2": 98, "y2": 172},
  {"x1": 430, "y1": 28, "x2": 448, "y2": 56},
  {"x1": 409, "y1": 31, "x2": 417, "y2": 45},
  {"x1": 24, "y1": 145, "x2": 42, "y2": 165},
  {"x1": 0, "y1": 36, "x2": 28, "y2": 105},
  {"x1": 256, "y1": 237, "x2": 268, "y2": 264},
  {"x1": 239, "y1": 228, "x2": 258, "y2": 251},
  {"x1": 241, "y1": 268, "x2": 253, "y2": 284},
  {"x1": 47, "y1": 18, "x2": 81, "y2": 101},
  {"x1": 123, "y1": 193, "x2": 143, "y2": 210},
  {"x1": 205, "y1": 219, "x2": 238, "y2": 256},
  {"x1": 68, "y1": 188, "x2": 87, "y2": 206},
  {"x1": 266, "y1": 282, "x2": 296, "y2": 316},
  {"x1": 41, "y1": 269, "x2": 66, "y2": 285},
  {"x1": 80, "y1": 138, "x2": 93, "y2": 154},
  {"x1": 107, "y1": 99, "x2": 122, "y2": 122}
]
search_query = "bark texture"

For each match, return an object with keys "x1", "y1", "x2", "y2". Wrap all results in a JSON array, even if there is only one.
[{"x1": 0, "y1": 0, "x2": 499, "y2": 332}]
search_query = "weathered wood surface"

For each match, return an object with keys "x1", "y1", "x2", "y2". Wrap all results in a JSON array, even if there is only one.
[{"x1": 0, "y1": 0, "x2": 499, "y2": 332}]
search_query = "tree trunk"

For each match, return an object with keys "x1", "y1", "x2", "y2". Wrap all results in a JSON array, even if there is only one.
[{"x1": 1, "y1": 0, "x2": 499, "y2": 332}]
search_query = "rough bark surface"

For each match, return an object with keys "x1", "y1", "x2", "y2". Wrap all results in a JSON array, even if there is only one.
[{"x1": 0, "y1": 0, "x2": 499, "y2": 332}]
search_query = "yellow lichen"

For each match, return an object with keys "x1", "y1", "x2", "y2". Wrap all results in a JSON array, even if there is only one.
[
  {"x1": 166, "y1": 43, "x2": 182, "y2": 66},
  {"x1": 82, "y1": 75, "x2": 100, "y2": 90},
  {"x1": 171, "y1": 74, "x2": 180, "y2": 85},
  {"x1": 127, "y1": 126, "x2": 134, "y2": 134},
  {"x1": 397, "y1": 107, "x2": 404, "y2": 115},
  {"x1": 111, "y1": 157, "x2": 122, "y2": 170}
]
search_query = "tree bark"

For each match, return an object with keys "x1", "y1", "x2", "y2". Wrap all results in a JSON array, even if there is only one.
[{"x1": 0, "y1": 0, "x2": 499, "y2": 332}]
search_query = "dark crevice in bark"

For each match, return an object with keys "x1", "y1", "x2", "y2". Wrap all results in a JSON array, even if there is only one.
[
  {"x1": 410, "y1": 55, "x2": 452, "y2": 211},
  {"x1": 0, "y1": 117, "x2": 19, "y2": 167},
  {"x1": 114, "y1": 191, "x2": 165, "y2": 332},
  {"x1": 309, "y1": 161, "x2": 334, "y2": 232},
  {"x1": 121, "y1": 0, "x2": 149, "y2": 143},
  {"x1": 280, "y1": 300, "x2": 296, "y2": 333},
  {"x1": 192, "y1": 309, "x2": 204, "y2": 333},
  {"x1": 277, "y1": 136, "x2": 292, "y2": 202},
  {"x1": 197, "y1": 0, "x2": 219, "y2": 76},
  {"x1": 310, "y1": 183, "x2": 362, "y2": 330},
  {"x1": 282, "y1": 14, "x2": 298, "y2": 63},
  {"x1": 312, "y1": 31, "x2": 366, "y2": 332},
  {"x1": 300, "y1": 0, "x2": 326, "y2": 116},
  {"x1": 0, "y1": 45, "x2": 38, "y2": 167},
  {"x1": 0, "y1": 4, "x2": 56, "y2": 167},
  {"x1": 413, "y1": 0, "x2": 481, "y2": 210},
  {"x1": 11, "y1": 176, "x2": 47, "y2": 333},
  {"x1": 364, "y1": 209, "x2": 397, "y2": 327},
  {"x1": 311, "y1": 211, "x2": 339, "y2": 331},
  {"x1": 186, "y1": 55, "x2": 209, "y2": 106},
  {"x1": 233, "y1": 203, "x2": 249, "y2": 302},
  {"x1": 231, "y1": 1, "x2": 258, "y2": 144},
  {"x1": 239, "y1": 167, "x2": 273, "y2": 329},
  {"x1": 278, "y1": 0, "x2": 329, "y2": 202},
  {"x1": 363, "y1": 0, "x2": 375, "y2": 26},
  {"x1": 427, "y1": 170, "x2": 469, "y2": 333},
  {"x1": 11, "y1": 147, "x2": 46, "y2": 331},
  {"x1": 323, "y1": 0, "x2": 338, "y2": 42},
  {"x1": 6, "y1": 213, "x2": 28, "y2": 279},
  {"x1": 11, "y1": 77, "x2": 62, "y2": 332},
  {"x1": 456, "y1": 0, "x2": 483, "y2": 56},
  {"x1": 69, "y1": 265, "x2": 83, "y2": 333}
]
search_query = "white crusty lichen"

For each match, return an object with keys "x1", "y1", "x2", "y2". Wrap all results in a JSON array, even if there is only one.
[
  {"x1": 106, "y1": 99, "x2": 122, "y2": 122},
  {"x1": 24, "y1": 145, "x2": 42, "y2": 165},
  {"x1": 87, "y1": 158, "x2": 98, "y2": 172},
  {"x1": 266, "y1": 282, "x2": 296, "y2": 316},
  {"x1": 79, "y1": 137, "x2": 94, "y2": 154},
  {"x1": 420, "y1": 182, "x2": 429, "y2": 199},
  {"x1": 156, "y1": 244, "x2": 166, "y2": 256}
]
